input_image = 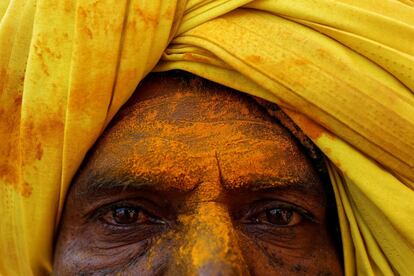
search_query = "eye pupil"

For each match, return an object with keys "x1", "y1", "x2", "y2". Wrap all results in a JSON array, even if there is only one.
[
  {"x1": 266, "y1": 208, "x2": 293, "y2": 225},
  {"x1": 112, "y1": 207, "x2": 139, "y2": 224}
]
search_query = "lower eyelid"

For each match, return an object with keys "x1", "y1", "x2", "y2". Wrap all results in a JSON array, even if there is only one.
[
  {"x1": 97, "y1": 220, "x2": 166, "y2": 237},
  {"x1": 240, "y1": 224, "x2": 298, "y2": 243}
]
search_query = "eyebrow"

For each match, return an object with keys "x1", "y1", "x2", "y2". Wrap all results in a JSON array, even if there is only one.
[
  {"x1": 77, "y1": 169, "x2": 319, "y2": 199},
  {"x1": 77, "y1": 170, "x2": 170, "y2": 198},
  {"x1": 223, "y1": 175, "x2": 317, "y2": 192}
]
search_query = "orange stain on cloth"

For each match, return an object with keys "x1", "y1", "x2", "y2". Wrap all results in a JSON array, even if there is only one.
[{"x1": 1, "y1": 1, "x2": 414, "y2": 275}]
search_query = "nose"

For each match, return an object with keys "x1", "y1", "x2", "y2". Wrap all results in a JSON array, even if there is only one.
[{"x1": 170, "y1": 202, "x2": 250, "y2": 276}]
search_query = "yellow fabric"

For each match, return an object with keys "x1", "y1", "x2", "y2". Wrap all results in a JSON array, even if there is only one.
[{"x1": 0, "y1": 0, "x2": 413, "y2": 275}]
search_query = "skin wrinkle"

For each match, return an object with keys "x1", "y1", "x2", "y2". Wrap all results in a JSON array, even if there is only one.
[
  {"x1": 255, "y1": 241, "x2": 286, "y2": 269},
  {"x1": 54, "y1": 71, "x2": 342, "y2": 275}
]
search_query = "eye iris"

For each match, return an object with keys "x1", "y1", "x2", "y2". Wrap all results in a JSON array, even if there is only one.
[
  {"x1": 266, "y1": 208, "x2": 293, "y2": 225},
  {"x1": 112, "y1": 207, "x2": 139, "y2": 224}
]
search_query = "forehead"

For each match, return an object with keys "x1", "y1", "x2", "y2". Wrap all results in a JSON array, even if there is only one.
[{"x1": 80, "y1": 76, "x2": 322, "y2": 193}]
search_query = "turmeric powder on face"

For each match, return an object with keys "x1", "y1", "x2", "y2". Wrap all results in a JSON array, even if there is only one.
[{"x1": 54, "y1": 72, "x2": 342, "y2": 275}]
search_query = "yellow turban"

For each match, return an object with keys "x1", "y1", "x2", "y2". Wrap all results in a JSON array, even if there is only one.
[{"x1": 1, "y1": 0, "x2": 413, "y2": 274}]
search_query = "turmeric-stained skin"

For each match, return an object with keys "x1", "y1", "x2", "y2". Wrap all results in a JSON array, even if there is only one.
[{"x1": 54, "y1": 74, "x2": 342, "y2": 275}]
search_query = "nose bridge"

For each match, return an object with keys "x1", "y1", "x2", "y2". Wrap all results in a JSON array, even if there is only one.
[{"x1": 173, "y1": 202, "x2": 249, "y2": 276}]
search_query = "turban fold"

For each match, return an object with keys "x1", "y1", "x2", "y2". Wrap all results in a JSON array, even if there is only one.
[{"x1": 0, "y1": 0, "x2": 413, "y2": 274}]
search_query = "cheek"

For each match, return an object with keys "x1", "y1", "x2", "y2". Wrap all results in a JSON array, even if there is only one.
[
  {"x1": 235, "y1": 223, "x2": 342, "y2": 275},
  {"x1": 54, "y1": 223, "x2": 158, "y2": 274},
  {"x1": 54, "y1": 220, "x2": 176, "y2": 275}
]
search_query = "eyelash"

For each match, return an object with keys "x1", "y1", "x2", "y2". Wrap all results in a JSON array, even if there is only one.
[
  {"x1": 90, "y1": 202, "x2": 155, "y2": 223},
  {"x1": 89, "y1": 199, "x2": 317, "y2": 230},
  {"x1": 244, "y1": 200, "x2": 317, "y2": 225}
]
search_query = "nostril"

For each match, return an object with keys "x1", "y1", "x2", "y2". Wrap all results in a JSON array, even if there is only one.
[{"x1": 197, "y1": 261, "x2": 242, "y2": 276}]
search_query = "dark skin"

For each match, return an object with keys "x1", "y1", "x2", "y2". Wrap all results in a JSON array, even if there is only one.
[{"x1": 54, "y1": 74, "x2": 343, "y2": 275}]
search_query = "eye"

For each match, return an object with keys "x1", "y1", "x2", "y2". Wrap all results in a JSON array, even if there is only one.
[
  {"x1": 112, "y1": 207, "x2": 141, "y2": 225},
  {"x1": 251, "y1": 207, "x2": 303, "y2": 226},
  {"x1": 100, "y1": 206, "x2": 164, "y2": 226},
  {"x1": 266, "y1": 208, "x2": 295, "y2": 225}
]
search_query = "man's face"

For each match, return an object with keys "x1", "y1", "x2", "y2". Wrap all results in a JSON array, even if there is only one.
[{"x1": 54, "y1": 76, "x2": 342, "y2": 275}]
